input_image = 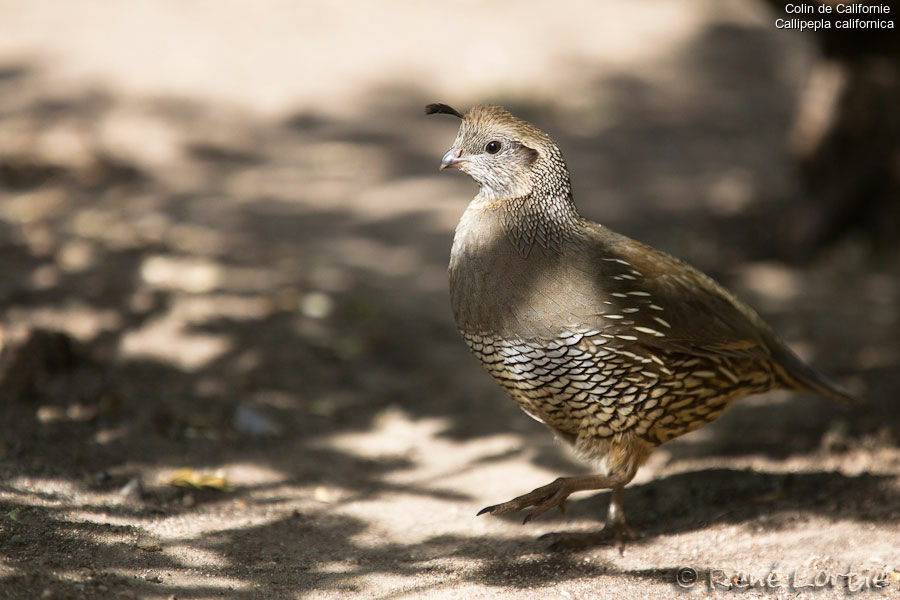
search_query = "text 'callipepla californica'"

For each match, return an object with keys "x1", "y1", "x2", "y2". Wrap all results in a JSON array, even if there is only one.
[{"x1": 427, "y1": 102, "x2": 857, "y2": 550}]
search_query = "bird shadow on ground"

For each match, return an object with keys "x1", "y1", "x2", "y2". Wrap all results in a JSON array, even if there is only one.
[
  {"x1": 0, "y1": 17, "x2": 898, "y2": 597},
  {"x1": 480, "y1": 467, "x2": 897, "y2": 533}
]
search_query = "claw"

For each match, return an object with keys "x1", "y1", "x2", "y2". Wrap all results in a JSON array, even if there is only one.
[
  {"x1": 477, "y1": 478, "x2": 573, "y2": 524},
  {"x1": 522, "y1": 507, "x2": 541, "y2": 524}
]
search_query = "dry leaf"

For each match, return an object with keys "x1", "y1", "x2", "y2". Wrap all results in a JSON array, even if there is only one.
[{"x1": 167, "y1": 468, "x2": 234, "y2": 492}]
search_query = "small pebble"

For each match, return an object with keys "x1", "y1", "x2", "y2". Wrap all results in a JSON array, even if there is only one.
[
  {"x1": 136, "y1": 535, "x2": 162, "y2": 552},
  {"x1": 300, "y1": 291, "x2": 333, "y2": 319},
  {"x1": 233, "y1": 404, "x2": 282, "y2": 437},
  {"x1": 118, "y1": 478, "x2": 143, "y2": 500}
]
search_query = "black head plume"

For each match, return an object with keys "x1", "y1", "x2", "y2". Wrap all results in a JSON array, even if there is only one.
[{"x1": 425, "y1": 103, "x2": 463, "y2": 119}]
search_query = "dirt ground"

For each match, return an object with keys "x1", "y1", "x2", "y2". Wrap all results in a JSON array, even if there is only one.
[{"x1": 1, "y1": 1, "x2": 899, "y2": 599}]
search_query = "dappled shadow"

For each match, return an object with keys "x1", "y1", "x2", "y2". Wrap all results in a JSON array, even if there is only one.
[{"x1": 0, "y1": 9, "x2": 898, "y2": 597}]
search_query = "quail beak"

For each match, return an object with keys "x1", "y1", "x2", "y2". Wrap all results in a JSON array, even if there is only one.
[{"x1": 440, "y1": 148, "x2": 463, "y2": 170}]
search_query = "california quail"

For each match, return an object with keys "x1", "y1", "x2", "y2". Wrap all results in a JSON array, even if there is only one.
[{"x1": 427, "y1": 103, "x2": 857, "y2": 549}]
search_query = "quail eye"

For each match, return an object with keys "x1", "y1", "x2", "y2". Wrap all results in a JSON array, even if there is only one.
[{"x1": 485, "y1": 140, "x2": 502, "y2": 154}]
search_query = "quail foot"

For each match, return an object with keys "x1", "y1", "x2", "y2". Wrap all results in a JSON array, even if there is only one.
[{"x1": 427, "y1": 103, "x2": 857, "y2": 550}]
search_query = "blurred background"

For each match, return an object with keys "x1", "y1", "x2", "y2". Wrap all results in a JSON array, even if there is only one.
[{"x1": 0, "y1": 1, "x2": 898, "y2": 599}]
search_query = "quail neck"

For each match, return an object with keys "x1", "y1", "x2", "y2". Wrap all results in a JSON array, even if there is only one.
[{"x1": 440, "y1": 105, "x2": 592, "y2": 339}]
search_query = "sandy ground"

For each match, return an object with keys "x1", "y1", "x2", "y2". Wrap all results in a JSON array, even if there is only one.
[{"x1": 1, "y1": 1, "x2": 899, "y2": 599}]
